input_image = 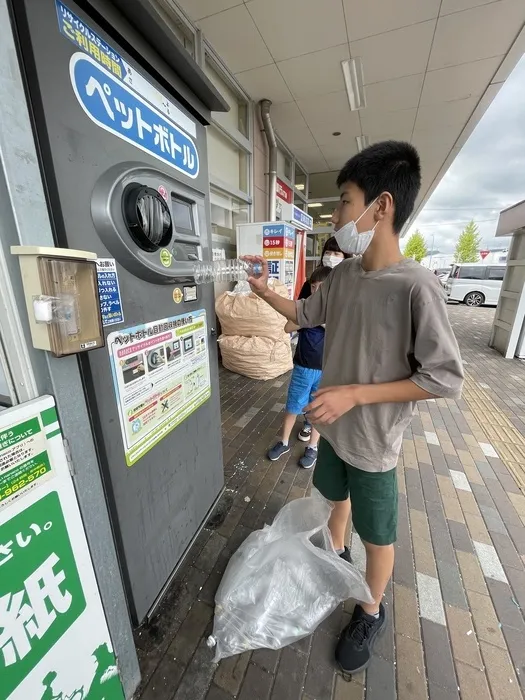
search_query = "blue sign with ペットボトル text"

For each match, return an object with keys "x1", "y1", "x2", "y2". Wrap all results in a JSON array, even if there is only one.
[{"x1": 70, "y1": 53, "x2": 199, "y2": 179}]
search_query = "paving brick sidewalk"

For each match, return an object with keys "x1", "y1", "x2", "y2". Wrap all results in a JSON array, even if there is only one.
[{"x1": 135, "y1": 305, "x2": 525, "y2": 700}]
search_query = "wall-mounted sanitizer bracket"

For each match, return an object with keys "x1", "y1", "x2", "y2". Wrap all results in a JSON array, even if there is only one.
[
  {"x1": 91, "y1": 162, "x2": 209, "y2": 284},
  {"x1": 11, "y1": 246, "x2": 104, "y2": 357}
]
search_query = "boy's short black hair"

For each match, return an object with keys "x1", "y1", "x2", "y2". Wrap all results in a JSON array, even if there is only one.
[
  {"x1": 336, "y1": 141, "x2": 421, "y2": 233},
  {"x1": 310, "y1": 265, "x2": 332, "y2": 285}
]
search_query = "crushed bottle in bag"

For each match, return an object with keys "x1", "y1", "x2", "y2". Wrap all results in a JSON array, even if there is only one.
[{"x1": 209, "y1": 490, "x2": 373, "y2": 661}]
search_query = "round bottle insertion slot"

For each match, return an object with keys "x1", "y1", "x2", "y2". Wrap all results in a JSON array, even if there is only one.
[{"x1": 122, "y1": 183, "x2": 172, "y2": 252}]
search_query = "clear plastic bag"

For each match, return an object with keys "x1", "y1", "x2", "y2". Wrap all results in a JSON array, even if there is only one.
[{"x1": 209, "y1": 491, "x2": 373, "y2": 661}]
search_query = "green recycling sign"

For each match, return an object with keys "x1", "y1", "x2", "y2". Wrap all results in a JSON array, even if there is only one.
[{"x1": 0, "y1": 397, "x2": 125, "y2": 700}]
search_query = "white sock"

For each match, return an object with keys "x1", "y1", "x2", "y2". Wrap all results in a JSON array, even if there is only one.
[
  {"x1": 281, "y1": 440, "x2": 289, "y2": 447},
  {"x1": 336, "y1": 548, "x2": 345, "y2": 555},
  {"x1": 310, "y1": 444, "x2": 318, "y2": 451}
]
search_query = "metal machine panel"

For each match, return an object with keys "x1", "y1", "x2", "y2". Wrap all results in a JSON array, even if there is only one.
[{"x1": 13, "y1": 0, "x2": 224, "y2": 622}]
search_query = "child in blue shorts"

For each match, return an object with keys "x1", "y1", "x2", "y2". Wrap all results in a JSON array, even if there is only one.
[{"x1": 267, "y1": 265, "x2": 332, "y2": 469}]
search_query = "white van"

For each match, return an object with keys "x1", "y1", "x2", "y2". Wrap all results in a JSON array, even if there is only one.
[{"x1": 444, "y1": 263, "x2": 506, "y2": 307}]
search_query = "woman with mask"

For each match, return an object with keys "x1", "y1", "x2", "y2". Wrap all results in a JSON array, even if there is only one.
[
  {"x1": 299, "y1": 237, "x2": 350, "y2": 299},
  {"x1": 294, "y1": 237, "x2": 351, "y2": 442}
]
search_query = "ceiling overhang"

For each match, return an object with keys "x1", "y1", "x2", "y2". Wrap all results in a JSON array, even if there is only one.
[{"x1": 172, "y1": 0, "x2": 525, "y2": 224}]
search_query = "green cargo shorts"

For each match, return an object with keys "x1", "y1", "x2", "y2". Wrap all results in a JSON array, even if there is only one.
[{"x1": 313, "y1": 438, "x2": 398, "y2": 546}]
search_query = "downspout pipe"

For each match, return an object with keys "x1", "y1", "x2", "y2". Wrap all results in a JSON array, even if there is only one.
[{"x1": 259, "y1": 99, "x2": 277, "y2": 221}]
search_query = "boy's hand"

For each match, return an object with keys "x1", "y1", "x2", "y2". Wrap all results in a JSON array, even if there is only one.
[
  {"x1": 306, "y1": 385, "x2": 361, "y2": 424},
  {"x1": 242, "y1": 255, "x2": 269, "y2": 295}
]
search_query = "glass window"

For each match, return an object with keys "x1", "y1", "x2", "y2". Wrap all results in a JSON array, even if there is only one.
[
  {"x1": 0, "y1": 366, "x2": 11, "y2": 407},
  {"x1": 487, "y1": 266, "x2": 505, "y2": 281},
  {"x1": 459, "y1": 266, "x2": 485, "y2": 280},
  {"x1": 277, "y1": 149, "x2": 292, "y2": 182},
  {"x1": 308, "y1": 171, "x2": 339, "y2": 199},
  {"x1": 210, "y1": 187, "x2": 249, "y2": 257},
  {"x1": 207, "y1": 127, "x2": 248, "y2": 194},
  {"x1": 309, "y1": 200, "x2": 337, "y2": 229},
  {"x1": 0, "y1": 336, "x2": 12, "y2": 408},
  {"x1": 295, "y1": 162, "x2": 307, "y2": 195},
  {"x1": 156, "y1": 0, "x2": 195, "y2": 58},
  {"x1": 306, "y1": 233, "x2": 329, "y2": 258},
  {"x1": 306, "y1": 234, "x2": 316, "y2": 258},
  {"x1": 204, "y1": 57, "x2": 249, "y2": 138},
  {"x1": 294, "y1": 196, "x2": 305, "y2": 211}
]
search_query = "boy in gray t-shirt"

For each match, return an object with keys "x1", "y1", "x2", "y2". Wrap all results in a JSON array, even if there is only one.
[{"x1": 245, "y1": 141, "x2": 463, "y2": 676}]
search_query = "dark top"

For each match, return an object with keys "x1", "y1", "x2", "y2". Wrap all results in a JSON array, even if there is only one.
[{"x1": 294, "y1": 282, "x2": 325, "y2": 370}]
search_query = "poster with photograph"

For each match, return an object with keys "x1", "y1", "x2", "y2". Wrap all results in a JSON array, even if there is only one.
[{"x1": 107, "y1": 310, "x2": 211, "y2": 466}]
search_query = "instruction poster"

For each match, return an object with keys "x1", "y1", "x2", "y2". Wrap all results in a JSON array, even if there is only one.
[
  {"x1": 107, "y1": 310, "x2": 211, "y2": 467},
  {"x1": 96, "y1": 259, "x2": 124, "y2": 327},
  {"x1": 0, "y1": 412, "x2": 55, "y2": 511},
  {"x1": 0, "y1": 396, "x2": 124, "y2": 700}
]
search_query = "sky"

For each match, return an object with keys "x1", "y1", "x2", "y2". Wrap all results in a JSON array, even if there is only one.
[{"x1": 403, "y1": 54, "x2": 525, "y2": 256}]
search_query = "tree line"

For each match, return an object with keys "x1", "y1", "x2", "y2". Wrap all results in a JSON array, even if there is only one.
[{"x1": 404, "y1": 220, "x2": 483, "y2": 264}]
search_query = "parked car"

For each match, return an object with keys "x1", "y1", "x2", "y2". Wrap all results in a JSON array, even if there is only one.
[
  {"x1": 444, "y1": 263, "x2": 506, "y2": 307},
  {"x1": 433, "y1": 267, "x2": 452, "y2": 285}
]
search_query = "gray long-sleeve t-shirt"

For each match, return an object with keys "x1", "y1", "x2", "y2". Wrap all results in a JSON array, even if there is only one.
[{"x1": 296, "y1": 257, "x2": 464, "y2": 472}]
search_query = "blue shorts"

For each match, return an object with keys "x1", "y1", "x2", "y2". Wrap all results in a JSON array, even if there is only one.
[{"x1": 285, "y1": 365, "x2": 322, "y2": 415}]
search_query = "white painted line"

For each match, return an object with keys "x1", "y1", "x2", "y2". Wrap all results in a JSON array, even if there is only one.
[
  {"x1": 424, "y1": 431, "x2": 440, "y2": 446},
  {"x1": 479, "y1": 443, "x2": 499, "y2": 458},
  {"x1": 350, "y1": 532, "x2": 366, "y2": 573},
  {"x1": 473, "y1": 541, "x2": 508, "y2": 583},
  {"x1": 417, "y1": 572, "x2": 446, "y2": 626},
  {"x1": 450, "y1": 469, "x2": 472, "y2": 492}
]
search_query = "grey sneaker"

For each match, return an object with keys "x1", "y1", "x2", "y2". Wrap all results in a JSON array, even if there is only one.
[
  {"x1": 267, "y1": 441, "x2": 290, "y2": 461},
  {"x1": 298, "y1": 423, "x2": 312, "y2": 442},
  {"x1": 299, "y1": 446, "x2": 318, "y2": 469}
]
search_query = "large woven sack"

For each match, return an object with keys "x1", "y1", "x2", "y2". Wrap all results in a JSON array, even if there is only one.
[
  {"x1": 215, "y1": 280, "x2": 289, "y2": 340},
  {"x1": 219, "y1": 335, "x2": 293, "y2": 381}
]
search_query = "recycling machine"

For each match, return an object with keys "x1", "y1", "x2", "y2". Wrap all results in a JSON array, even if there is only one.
[{"x1": 10, "y1": 0, "x2": 228, "y2": 623}]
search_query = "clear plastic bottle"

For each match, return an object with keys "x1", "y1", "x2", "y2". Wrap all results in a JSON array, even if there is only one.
[{"x1": 193, "y1": 259, "x2": 264, "y2": 284}]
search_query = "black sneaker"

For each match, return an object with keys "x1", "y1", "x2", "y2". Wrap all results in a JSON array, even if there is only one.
[
  {"x1": 339, "y1": 546, "x2": 353, "y2": 564},
  {"x1": 267, "y1": 441, "x2": 290, "y2": 461},
  {"x1": 298, "y1": 423, "x2": 312, "y2": 442},
  {"x1": 336, "y1": 603, "x2": 386, "y2": 676}
]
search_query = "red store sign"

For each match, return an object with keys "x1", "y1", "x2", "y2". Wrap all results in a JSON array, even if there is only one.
[{"x1": 276, "y1": 178, "x2": 293, "y2": 204}]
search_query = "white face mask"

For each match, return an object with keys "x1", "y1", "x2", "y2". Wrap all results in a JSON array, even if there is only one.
[
  {"x1": 334, "y1": 198, "x2": 378, "y2": 255},
  {"x1": 322, "y1": 254, "x2": 343, "y2": 268}
]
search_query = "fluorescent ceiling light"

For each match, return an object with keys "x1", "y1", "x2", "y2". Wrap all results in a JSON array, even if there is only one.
[
  {"x1": 356, "y1": 135, "x2": 369, "y2": 152},
  {"x1": 295, "y1": 183, "x2": 305, "y2": 191},
  {"x1": 342, "y1": 58, "x2": 366, "y2": 111},
  {"x1": 308, "y1": 203, "x2": 323, "y2": 208},
  {"x1": 319, "y1": 214, "x2": 332, "y2": 219}
]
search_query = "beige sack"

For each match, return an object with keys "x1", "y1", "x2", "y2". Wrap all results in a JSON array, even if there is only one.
[
  {"x1": 215, "y1": 280, "x2": 289, "y2": 340},
  {"x1": 219, "y1": 334, "x2": 293, "y2": 381}
]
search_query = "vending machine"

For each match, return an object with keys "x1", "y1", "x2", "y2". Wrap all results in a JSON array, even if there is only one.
[{"x1": 10, "y1": 0, "x2": 227, "y2": 625}]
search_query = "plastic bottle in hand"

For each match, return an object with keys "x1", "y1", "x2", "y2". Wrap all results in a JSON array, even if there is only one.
[{"x1": 193, "y1": 258, "x2": 264, "y2": 284}]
